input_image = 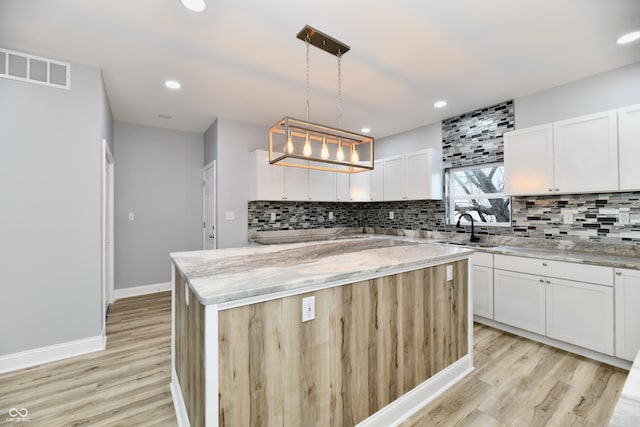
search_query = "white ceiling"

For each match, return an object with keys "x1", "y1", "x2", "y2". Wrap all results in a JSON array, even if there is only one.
[{"x1": 1, "y1": 0, "x2": 639, "y2": 138}]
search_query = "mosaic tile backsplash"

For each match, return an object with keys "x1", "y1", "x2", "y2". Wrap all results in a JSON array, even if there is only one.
[
  {"x1": 248, "y1": 192, "x2": 640, "y2": 246},
  {"x1": 442, "y1": 100, "x2": 514, "y2": 169}
]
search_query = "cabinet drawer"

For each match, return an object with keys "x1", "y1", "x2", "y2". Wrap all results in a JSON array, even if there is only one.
[
  {"x1": 494, "y1": 254, "x2": 612, "y2": 286},
  {"x1": 471, "y1": 251, "x2": 493, "y2": 268}
]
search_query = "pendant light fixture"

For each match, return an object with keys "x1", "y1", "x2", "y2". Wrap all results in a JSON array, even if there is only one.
[{"x1": 269, "y1": 25, "x2": 374, "y2": 174}]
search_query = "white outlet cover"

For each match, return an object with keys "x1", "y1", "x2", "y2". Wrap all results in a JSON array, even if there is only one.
[
  {"x1": 446, "y1": 265, "x2": 453, "y2": 281},
  {"x1": 620, "y1": 212, "x2": 630, "y2": 225},
  {"x1": 328, "y1": 212, "x2": 334, "y2": 220},
  {"x1": 389, "y1": 211, "x2": 394, "y2": 220},
  {"x1": 270, "y1": 212, "x2": 276, "y2": 221},
  {"x1": 128, "y1": 212, "x2": 135, "y2": 221},
  {"x1": 302, "y1": 296, "x2": 315, "y2": 322},
  {"x1": 563, "y1": 213, "x2": 573, "y2": 224},
  {"x1": 225, "y1": 211, "x2": 235, "y2": 220}
]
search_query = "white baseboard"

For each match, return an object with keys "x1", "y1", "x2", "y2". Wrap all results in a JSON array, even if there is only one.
[
  {"x1": 357, "y1": 354, "x2": 474, "y2": 426},
  {"x1": 114, "y1": 282, "x2": 171, "y2": 300},
  {"x1": 171, "y1": 370, "x2": 191, "y2": 427},
  {"x1": 0, "y1": 334, "x2": 106, "y2": 374}
]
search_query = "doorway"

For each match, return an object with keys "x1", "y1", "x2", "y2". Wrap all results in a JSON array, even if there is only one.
[
  {"x1": 102, "y1": 139, "x2": 114, "y2": 337},
  {"x1": 203, "y1": 161, "x2": 217, "y2": 250}
]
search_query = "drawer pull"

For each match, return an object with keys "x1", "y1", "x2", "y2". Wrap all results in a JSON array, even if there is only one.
[
  {"x1": 546, "y1": 280, "x2": 551, "y2": 284},
  {"x1": 539, "y1": 279, "x2": 544, "y2": 283},
  {"x1": 616, "y1": 271, "x2": 622, "y2": 276},
  {"x1": 542, "y1": 262, "x2": 548, "y2": 267}
]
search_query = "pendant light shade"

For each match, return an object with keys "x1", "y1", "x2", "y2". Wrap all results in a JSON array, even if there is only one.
[{"x1": 269, "y1": 25, "x2": 374, "y2": 174}]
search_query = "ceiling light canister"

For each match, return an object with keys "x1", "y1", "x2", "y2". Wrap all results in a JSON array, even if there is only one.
[
  {"x1": 434, "y1": 100, "x2": 447, "y2": 108},
  {"x1": 180, "y1": 0, "x2": 206, "y2": 12},
  {"x1": 165, "y1": 80, "x2": 181, "y2": 90},
  {"x1": 617, "y1": 31, "x2": 640, "y2": 44}
]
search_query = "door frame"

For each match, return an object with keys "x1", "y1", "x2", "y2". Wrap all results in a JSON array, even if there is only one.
[
  {"x1": 102, "y1": 139, "x2": 115, "y2": 339},
  {"x1": 203, "y1": 160, "x2": 217, "y2": 250}
]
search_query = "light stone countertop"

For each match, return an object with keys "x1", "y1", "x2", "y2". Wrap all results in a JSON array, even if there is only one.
[
  {"x1": 171, "y1": 236, "x2": 473, "y2": 306},
  {"x1": 610, "y1": 349, "x2": 640, "y2": 426}
]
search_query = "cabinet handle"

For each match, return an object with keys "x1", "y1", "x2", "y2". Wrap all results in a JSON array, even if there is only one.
[
  {"x1": 554, "y1": 188, "x2": 560, "y2": 192},
  {"x1": 616, "y1": 271, "x2": 622, "y2": 276},
  {"x1": 542, "y1": 262, "x2": 548, "y2": 266},
  {"x1": 546, "y1": 280, "x2": 551, "y2": 284},
  {"x1": 539, "y1": 279, "x2": 544, "y2": 283},
  {"x1": 548, "y1": 188, "x2": 553, "y2": 192}
]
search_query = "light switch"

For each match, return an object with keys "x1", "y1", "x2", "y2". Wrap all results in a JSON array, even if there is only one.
[
  {"x1": 225, "y1": 211, "x2": 235, "y2": 221},
  {"x1": 563, "y1": 213, "x2": 573, "y2": 224},
  {"x1": 389, "y1": 211, "x2": 394, "y2": 220},
  {"x1": 446, "y1": 265, "x2": 453, "y2": 281},
  {"x1": 270, "y1": 212, "x2": 276, "y2": 221},
  {"x1": 128, "y1": 212, "x2": 135, "y2": 221},
  {"x1": 328, "y1": 212, "x2": 334, "y2": 220}
]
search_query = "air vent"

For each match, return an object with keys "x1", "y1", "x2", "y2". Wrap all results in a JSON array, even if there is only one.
[{"x1": 0, "y1": 48, "x2": 70, "y2": 89}]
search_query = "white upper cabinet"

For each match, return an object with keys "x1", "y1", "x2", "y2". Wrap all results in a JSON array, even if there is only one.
[
  {"x1": 308, "y1": 168, "x2": 336, "y2": 201},
  {"x1": 370, "y1": 160, "x2": 384, "y2": 201},
  {"x1": 383, "y1": 149, "x2": 443, "y2": 201},
  {"x1": 504, "y1": 108, "x2": 624, "y2": 196},
  {"x1": 618, "y1": 104, "x2": 640, "y2": 191},
  {"x1": 283, "y1": 158, "x2": 309, "y2": 201},
  {"x1": 249, "y1": 149, "x2": 284, "y2": 200},
  {"x1": 336, "y1": 171, "x2": 350, "y2": 202},
  {"x1": 349, "y1": 170, "x2": 371, "y2": 201},
  {"x1": 552, "y1": 110, "x2": 618, "y2": 194},
  {"x1": 383, "y1": 156, "x2": 404, "y2": 201},
  {"x1": 504, "y1": 124, "x2": 554, "y2": 195}
]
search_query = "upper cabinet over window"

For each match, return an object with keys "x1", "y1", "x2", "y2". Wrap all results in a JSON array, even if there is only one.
[{"x1": 504, "y1": 108, "x2": 624, "y2": 196}]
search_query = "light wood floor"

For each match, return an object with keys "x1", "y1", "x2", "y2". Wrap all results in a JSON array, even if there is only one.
[{"x1": 0, "y1": 292, "x2": 628, "y2": 427}]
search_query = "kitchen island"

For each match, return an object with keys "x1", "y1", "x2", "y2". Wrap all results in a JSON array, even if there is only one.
[{"x1": 169, "y1": 236, "x2": 474, "y2": 426}]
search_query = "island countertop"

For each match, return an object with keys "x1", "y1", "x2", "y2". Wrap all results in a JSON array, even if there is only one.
[{"x1": 170, "y1": 236, "x2": 473, "y2": 305}]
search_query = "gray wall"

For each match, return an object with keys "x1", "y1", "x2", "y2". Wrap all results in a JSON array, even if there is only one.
[
  {"x1": 515, "y1": 61, "x2": 640, "y2": 129},
  {"x1": 216, "y1": 118, "x2": 269, "y2": 248},
  {"x1": 204, "y1": 119, "x2": 218, "y2": 166},
  {"x1": 0, "y1": 60, "x2": 106, "y2": 356},
  {"x1": 375, "y1": 122, "x2": 442, "y2": 159},
  {"x1": 113, "y1": 123, "x2": 203, "y2": 289}
]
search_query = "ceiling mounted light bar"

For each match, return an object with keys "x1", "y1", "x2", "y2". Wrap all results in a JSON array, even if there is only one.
[{"x1": 270, "y1": 25, "x2": 374, "y2": 174}]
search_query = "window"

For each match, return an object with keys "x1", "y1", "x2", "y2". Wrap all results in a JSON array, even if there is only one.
[{"x1": 446, "y1": 163, "x2": 511, "y2": 226}]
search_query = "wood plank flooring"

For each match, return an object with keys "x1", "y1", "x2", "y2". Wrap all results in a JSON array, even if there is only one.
[
  {"x1": 0, "y1": 292, "x2": 176, "y2": 427},
  {"x1": 0, "y1": 292, "x2": 628, "y2": 427}
]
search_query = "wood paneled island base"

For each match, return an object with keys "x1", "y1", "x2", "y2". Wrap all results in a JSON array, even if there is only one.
[{"x1": 170, "y1": 238, "x2": 473, "y2": 426}]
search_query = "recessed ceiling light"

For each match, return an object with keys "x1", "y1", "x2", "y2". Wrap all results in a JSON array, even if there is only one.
[
  {"x1": 158, "y1": 114, "x2": 172, "y2": 119},
  {"x1": 361, "y1": 127, "x2": 371, "y2": 133},
  {"x1": 617, "y1": 31, "x2": 640, "y2": 44},
  {"x1": 180, "y1": 0, "x2": 206, "y2": 12},
  {"x1": 434, "y1": 100, "x2": 447, "y2": 108},
  {"x1": 164, "y1": 80, "x2": 181, "y2": 90}
]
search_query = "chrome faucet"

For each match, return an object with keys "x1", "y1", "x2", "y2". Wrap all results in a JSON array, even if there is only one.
[{"x1": 456, "y1": 213, "x2": 480, "y2": 243}]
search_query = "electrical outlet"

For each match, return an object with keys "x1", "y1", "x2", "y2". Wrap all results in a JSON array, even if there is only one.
[
  {"x1": 225, "y1": 211, "x2": 235, "y2": 220},
  {"x1": 270, "y1": 212, "x2": 276, "y2": 221},
  {"x1": 446, "y1": 265, "x2": 453, "y2": 281},
  {"x1": 302, "y1": 296, "x2": 315, "y2": 322},
  {"x1": 128, "y1": 212, "x2": 135, "y2": 221},
  {"x1": 185, "y1": 282, "x2": 189, "y2": 306},
  {"x1": 563, "y1": 213, "x2": 573, "y2": 224},
  {"x1": 620, "y1": 212, "x2": 630, "y2": 225},
  {"x1": 328, "y1": 212, "x2": 334, "y2": 220},
  {"x1": 389, "y1": 211, "x2": 394, "y2": 220}
]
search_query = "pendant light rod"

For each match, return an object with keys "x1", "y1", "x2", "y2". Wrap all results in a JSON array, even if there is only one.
[{"x1": 296, "y1": 25, "x2": 350, "y2": 57}]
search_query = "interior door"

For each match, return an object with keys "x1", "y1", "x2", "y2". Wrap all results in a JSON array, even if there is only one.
[{"x1": 204, "y1": 162, "x2": 217, "y2": 250}]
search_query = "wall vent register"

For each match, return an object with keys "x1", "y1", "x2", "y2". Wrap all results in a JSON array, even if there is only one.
[{"x1": 0, "y1": 48, "x2": 70, "y2": 89}]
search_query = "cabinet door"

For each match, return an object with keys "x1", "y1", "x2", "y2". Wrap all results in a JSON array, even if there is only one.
[
  {"x1": 546, "y1": 278, "x2": 613, "y2": 355},
  {"x1": 615, "y1": 268, "x2": 640, "y2": 361},
  {"x1": 283, "y1": 158, "x2": 308, "y2": 201},
  {"x1": 472, "y1": 265, "x2": 494, "y2": 319},
  {"x1": 383, "y1": 156, "x2": 404, "y2": 201},
  {"x1": 503, "y1": 124, "x2": 554, "y2": 195},
  {"x1": 249, "y1": 149, "x2": 284, "y2": 200},
  {"x1": 336, "y1": 171, "x2": 350, "y2": 202},
  {"x1": 618, "y1": 104, "x2": 640, "y2": 191},
  {"x1": 553, "y1": 110, "x2": 618, "y2": 194},
  {"x1": 494, "y1": 269, "x2": 545, "y2": 335},
  {"x1": 308, "y1": 169, "x2": 335, "y2": 201},
  {"x1": 405, "y1": 150, "x2": 430, "y2": 199},
  {"x1": 369, "y1": 160, "x2": 384, "y2": 201}
]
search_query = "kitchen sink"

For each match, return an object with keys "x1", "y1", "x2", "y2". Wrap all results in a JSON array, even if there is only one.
[{"x1": 432, "y1": 240, "x2": 499, "y2": 248}]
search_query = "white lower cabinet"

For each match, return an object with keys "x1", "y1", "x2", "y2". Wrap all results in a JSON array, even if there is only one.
[
  {"x1": 494, "y1": 269, "x2": 546, "y2": 335},
  {"x1": 615, "y1": 268, "x2": 640, "y2": 361},
  {"x1": 471, "y1": 252, "x2": 494, "y2": 319},
  {"x1": 546, "y1": 278, "x2": 614, "y2": 356}
]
